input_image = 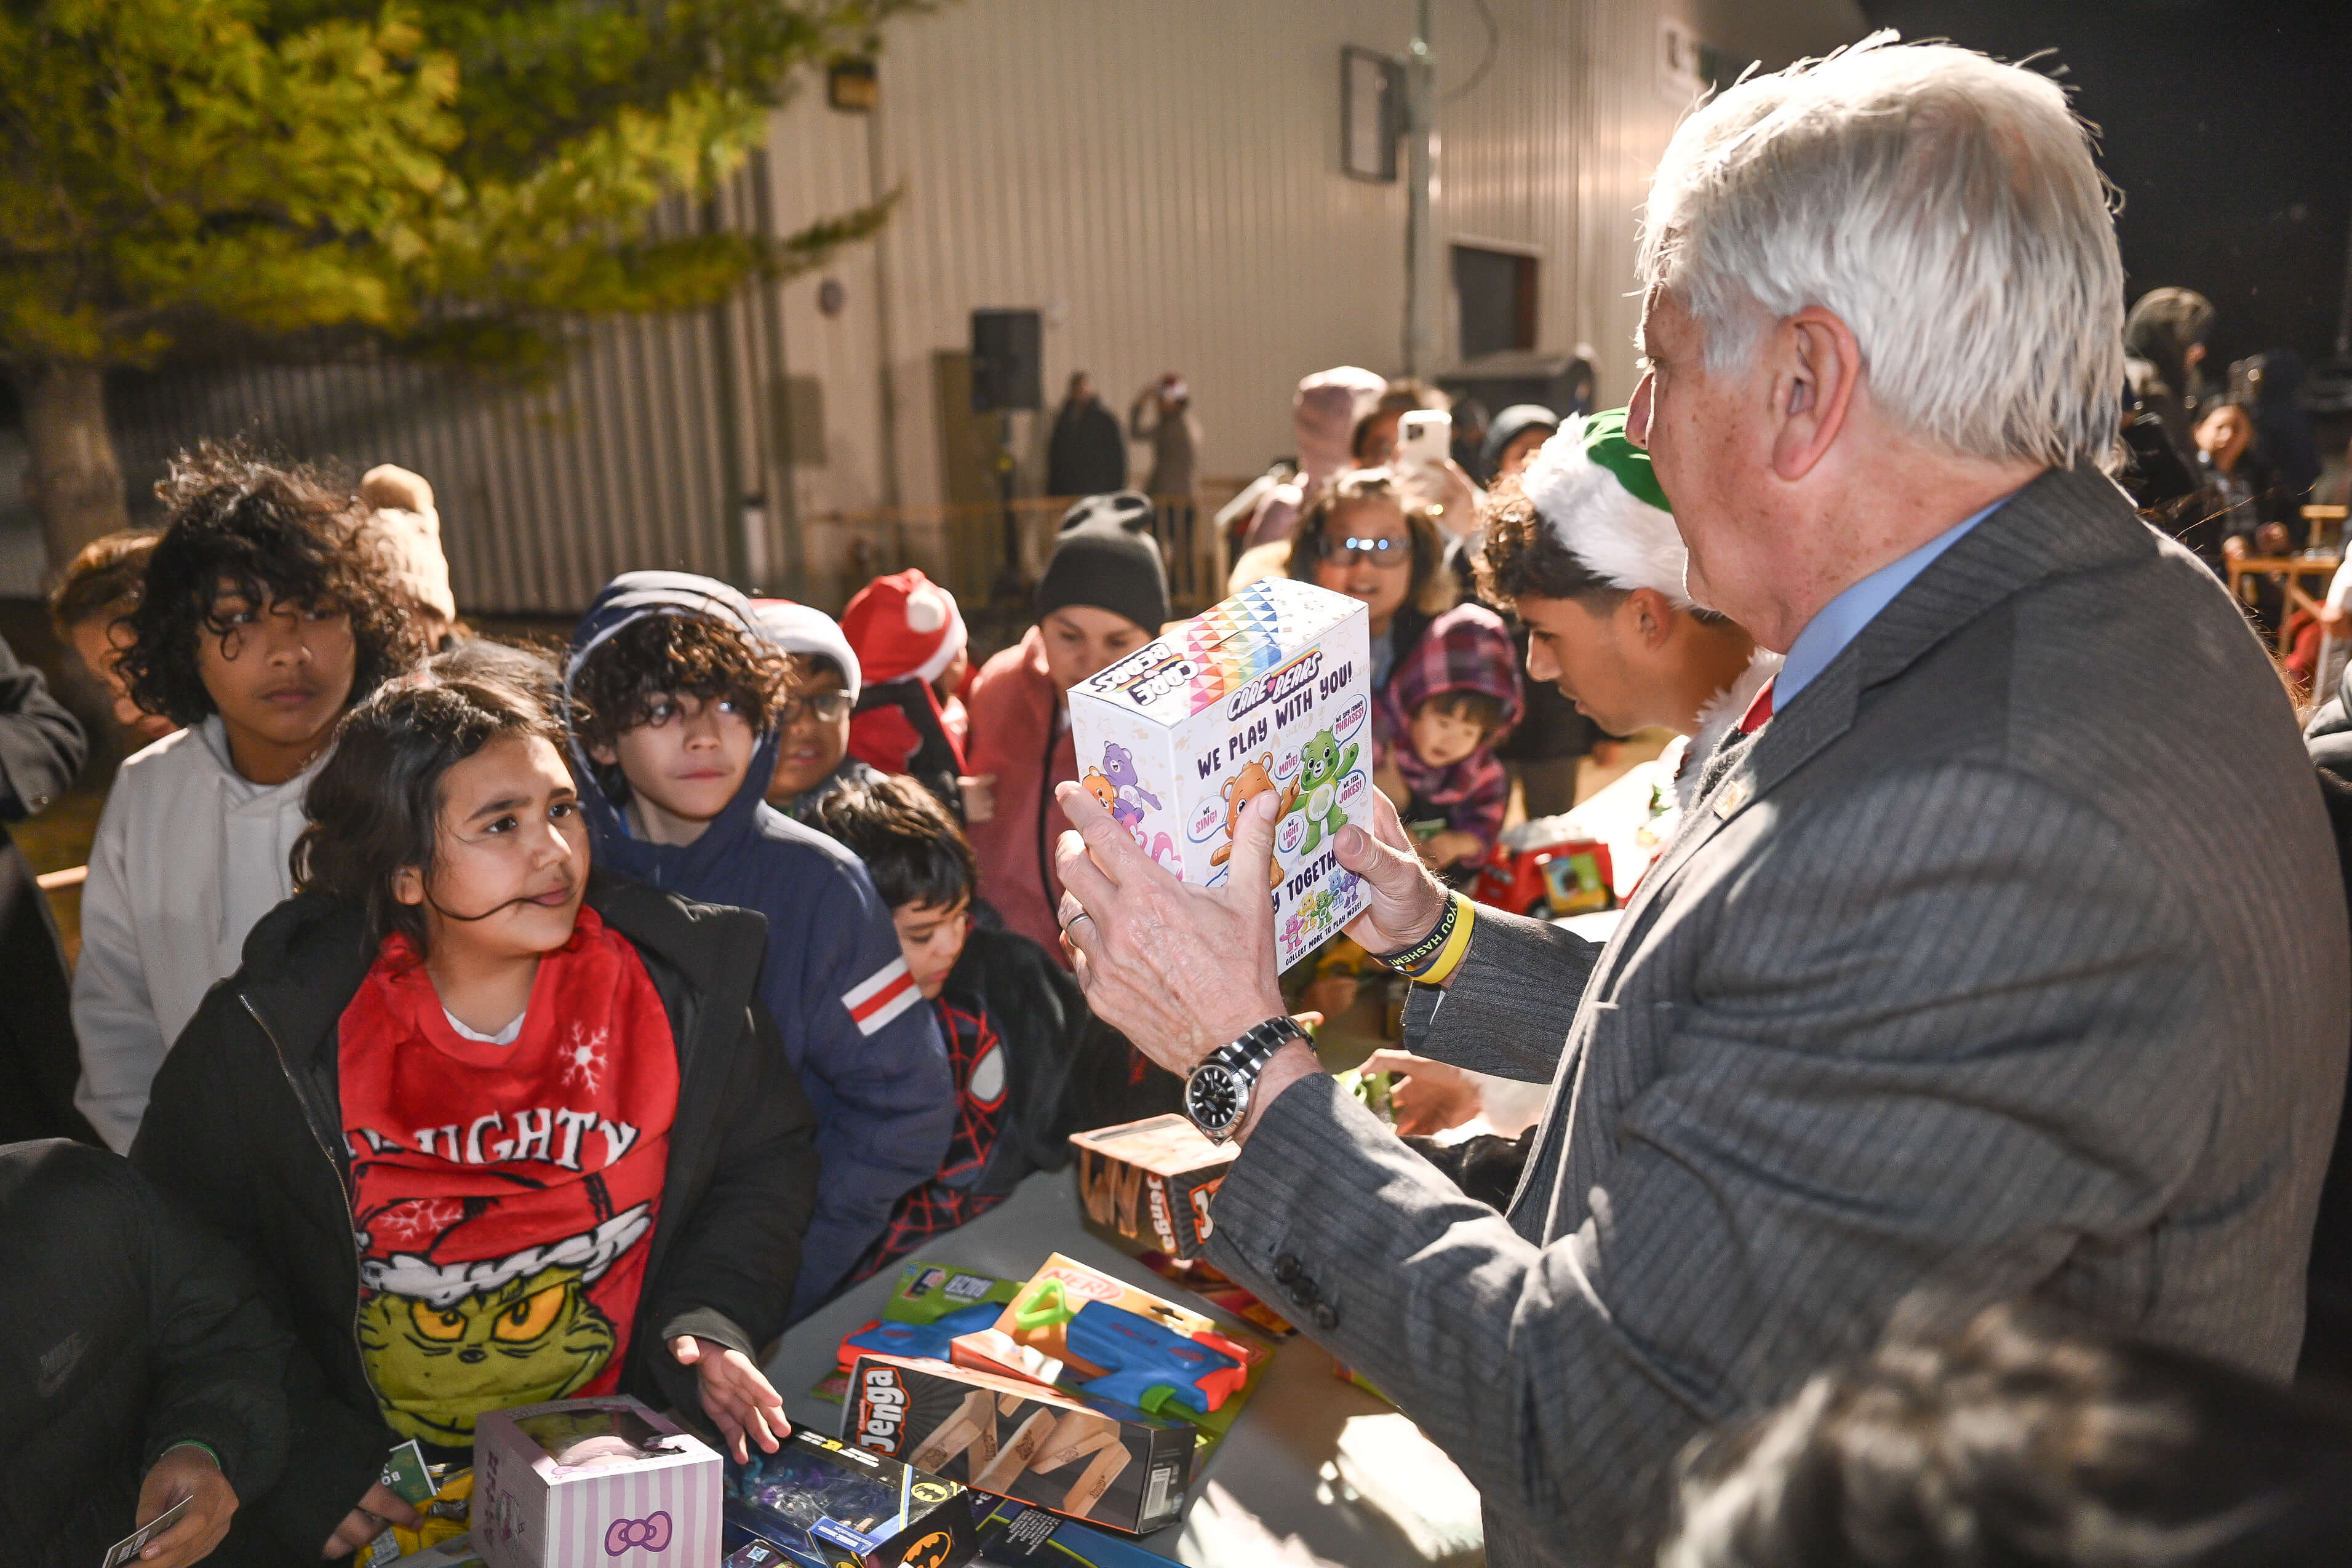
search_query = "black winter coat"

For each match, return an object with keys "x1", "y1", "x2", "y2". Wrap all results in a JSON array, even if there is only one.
[
  {"x1": 0, "y1": 1139, "x2": 287, "y2": 1566},
  {"x1": 130, "y1": 878, "x2": 820, "y2": 1563},
  {"x1": 0, "y1": 636, "x2": 94, "y2": 1145}
]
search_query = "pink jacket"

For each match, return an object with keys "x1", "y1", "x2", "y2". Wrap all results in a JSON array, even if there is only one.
[{"x1": 965, "y1": 627, "x2": 1079, "y2": 964}]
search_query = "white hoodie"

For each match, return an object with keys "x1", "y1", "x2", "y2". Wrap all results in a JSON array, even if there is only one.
[{"x1": 73, "y1": 718, "x2": 325, "y2": 1151}]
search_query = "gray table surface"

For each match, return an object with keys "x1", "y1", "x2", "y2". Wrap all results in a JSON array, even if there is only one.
[{"x1": 764, "y1": 1168, "x2": 1483, "y2": 1566}]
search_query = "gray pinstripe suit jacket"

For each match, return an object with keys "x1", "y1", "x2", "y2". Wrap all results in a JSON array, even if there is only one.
[{"x1": 1202, "y1": 466, "x2": 2352, "y2": 1567}]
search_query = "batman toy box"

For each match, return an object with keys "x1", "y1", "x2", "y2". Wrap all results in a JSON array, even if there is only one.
[{"x1": 724, "y1": 1428, "x2": 977, "y2": 1568}]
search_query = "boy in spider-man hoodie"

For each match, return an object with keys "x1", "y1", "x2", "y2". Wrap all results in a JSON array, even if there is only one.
[
  {"x1": 808, "y1": 776, "x2": 1147, "y2": 1278},
  {"x1": 565, "y1": 573, "x2": 954, "y2": 1319}
]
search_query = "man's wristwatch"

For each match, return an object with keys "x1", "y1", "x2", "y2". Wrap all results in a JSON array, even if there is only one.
[{"x1": 1186, "y1": 1016, "x2": 1309, "y2": 1144}]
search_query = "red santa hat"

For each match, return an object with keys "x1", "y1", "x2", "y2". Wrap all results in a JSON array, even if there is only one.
[{"x1": 841, "y1": 568, "x2": 968, "y2": 686}]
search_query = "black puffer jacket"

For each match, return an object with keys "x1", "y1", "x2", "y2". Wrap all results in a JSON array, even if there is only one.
[
  {"x1": 130, "y1": 877, "x2": 819, "y2": 1563},
  {"x1": 0, "y1": 1139, "x2": 287, "y2": 1566}
]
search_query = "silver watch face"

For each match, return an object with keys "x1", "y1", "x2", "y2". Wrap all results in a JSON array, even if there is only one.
[{"x1": 1186, "y1": 1061, "x2": 1249, "y2": 1141}]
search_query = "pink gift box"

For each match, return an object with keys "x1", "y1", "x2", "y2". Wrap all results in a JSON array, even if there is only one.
[{"x1": 474, "y1": 1396, "x2": 722, "y2": 1568}]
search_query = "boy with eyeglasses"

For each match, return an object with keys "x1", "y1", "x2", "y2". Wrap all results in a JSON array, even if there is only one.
[
  {"x1": 567, "y1": 573, "x2": 952, "y2": 1320},
  {"x1": 752, "y1": 600, "x2": 884, "y2": 822}
]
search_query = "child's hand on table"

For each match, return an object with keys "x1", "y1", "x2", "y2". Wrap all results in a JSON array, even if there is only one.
[
  {"x1": 1363, "y1": 1049, "x2": 1485, "y2": 1137},
  {"x1": 1417, "y1": 829, "x2": 1485, "y2": 870},
  {"x1": 323, "y1": 1484, "x2": 421, "y2": 1558},
  {"x1": 672, "y1": 1334, "x2": 790, "y2": 1462}
]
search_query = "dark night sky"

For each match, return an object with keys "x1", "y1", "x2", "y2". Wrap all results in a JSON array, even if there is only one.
[{"x1": 1859, "y1": 0, "x2": 2352, "y2": 373}]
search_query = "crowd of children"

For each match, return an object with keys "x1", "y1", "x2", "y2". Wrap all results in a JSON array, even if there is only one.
[{"x1": 6, "y1": 376, "x2": 1736, "y2": 1559}]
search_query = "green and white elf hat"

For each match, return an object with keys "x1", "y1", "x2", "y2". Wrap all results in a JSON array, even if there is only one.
[{"x1": 1515, "y1": 407, "x2": 1690, "y2": 607}]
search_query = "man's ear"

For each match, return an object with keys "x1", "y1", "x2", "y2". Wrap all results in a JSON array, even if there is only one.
[
  {"x1": 393, "y1": 866, "x2": 425, "y2": 907},
  {"x1": 1770, "y1": 306, "x2": 1862, "y2": 482},
  {"x1": 586, "y1": 740, "x2": 617, "y2": 766},
  {"x1": 1624, "y1": 587, "x2": 1676, "y2": 653}
]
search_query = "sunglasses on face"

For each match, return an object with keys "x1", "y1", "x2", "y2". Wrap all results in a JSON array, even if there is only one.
[
  {"x1": 779, "y1": 691, "x2": 853, "y2": 723},
  {"x1": 1322, "y1": 534, "x2": 1410, "y2": 567}
]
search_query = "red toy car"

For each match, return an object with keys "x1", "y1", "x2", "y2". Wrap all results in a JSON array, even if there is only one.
[{"x1": 1472, "y1": 836, "x2": 1616, "y2": 919}]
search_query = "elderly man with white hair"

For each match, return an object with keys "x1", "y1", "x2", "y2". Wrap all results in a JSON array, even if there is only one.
[{"x1": 1045, "y1": 38, "x2": 2349, "y2": 1567}]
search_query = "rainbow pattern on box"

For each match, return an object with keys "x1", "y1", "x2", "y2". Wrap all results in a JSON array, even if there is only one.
[{"x1": 1069, "y1": 579, "x2": 1373, "y2": 970}]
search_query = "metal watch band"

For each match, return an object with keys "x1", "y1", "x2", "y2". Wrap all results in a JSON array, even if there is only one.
[{"x1": 1214, "y1": 1014, "x2": 1306, "y2": 1077}]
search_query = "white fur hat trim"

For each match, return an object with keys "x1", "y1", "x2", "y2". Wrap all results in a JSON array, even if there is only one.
[{"x1": 1514, "y1": 415, "x2": 1691, "y2": 607}]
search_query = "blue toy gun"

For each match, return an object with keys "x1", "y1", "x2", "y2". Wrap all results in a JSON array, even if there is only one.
[
  {"x1": 1011, "y1": 1281, "x2": 1249, "y2": 1416},
  {"x1": 835, "y1": 1299, "x2": 1003, "y2": 1372}
]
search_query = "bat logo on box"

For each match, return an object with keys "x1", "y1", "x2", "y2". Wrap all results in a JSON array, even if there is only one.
[
  {"x1": 857, "y1": 1366, "x2": 908, "y2": 1452},
  {"x1": 900, "y1": 1530, "x2": 956, "y2": 1568}
]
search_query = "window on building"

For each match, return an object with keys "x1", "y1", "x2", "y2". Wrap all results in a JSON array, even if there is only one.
[{"x1": 1453, "y1": 246, "x2": 1538, "y2": 360}]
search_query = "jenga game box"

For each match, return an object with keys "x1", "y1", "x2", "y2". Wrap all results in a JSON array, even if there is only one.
[
  {"x1": 1069, "y1": 1115, "x2": 1235, "y2": 1260},
  {"x1": 845, "y1": 1355, "x2": 1194, "y2": 1536},
  {"x1": 1066, "y1": 577, "x2": 1373, "y2": 970}
]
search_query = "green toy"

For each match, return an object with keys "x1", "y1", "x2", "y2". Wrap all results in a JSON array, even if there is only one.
[{"x1": 1282, "y1": 728, "x2": 1357, "y2": 854}]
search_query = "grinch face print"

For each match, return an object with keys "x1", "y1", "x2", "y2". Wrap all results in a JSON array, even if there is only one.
[{"x1": 356, "y1": 1204, "x2": 651, "y2": 1446}]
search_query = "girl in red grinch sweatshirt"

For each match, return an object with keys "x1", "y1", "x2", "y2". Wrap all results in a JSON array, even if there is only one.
[{"x1": 132, "y1": 647, "x2": 819, "y2": 1564}]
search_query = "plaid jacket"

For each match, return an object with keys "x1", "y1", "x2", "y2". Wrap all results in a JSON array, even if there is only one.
[{"x1": 1380, "y1": 602, "x2": 1524, "y2": 848}]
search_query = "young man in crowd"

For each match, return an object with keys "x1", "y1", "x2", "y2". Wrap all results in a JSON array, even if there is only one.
[
  {"x1": 753, "y1": 599, "x2": 882, "y2": 822},
  {"x1": 566, "y1": 572, "x2": 953, "y2": 1318},
  {"x1": 50, "y1": 531, "x2": 177, "y2": 744},
  {"x1": 1485, "y1": 408, "x2": 1777, "y2": 813},
  {"x1": 3, "y1": 1137, "x2": 289, "y2": 1567},
  {"x1": 74, "y1": 449, "x2": 426, "y2": 1152},
  {"x1": 810, "y1": 777, "x2": 1114, "y2": 1278},
  {"x1": 965, "y1": 492, "x2": 1169, "y2": 958}
]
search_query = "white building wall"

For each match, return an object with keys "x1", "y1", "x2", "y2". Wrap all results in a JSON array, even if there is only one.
[{"x1": 766, "y1": 0, "x2": 1864, "y2": 523}]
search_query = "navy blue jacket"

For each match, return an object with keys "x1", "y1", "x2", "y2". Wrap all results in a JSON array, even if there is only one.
[{"x1": 567, "y1": 573, "x2": 954, "y2": 1317}]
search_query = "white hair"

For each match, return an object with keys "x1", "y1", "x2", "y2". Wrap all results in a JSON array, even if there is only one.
[{"x1": 1638, "y1": 34, "x2": 2124, "y2": 471}]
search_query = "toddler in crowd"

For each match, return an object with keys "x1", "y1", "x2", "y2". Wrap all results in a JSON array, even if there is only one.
[
  {"x1": 753, "y1": 599, "x2": 882, "y2": 821},
  {"x1": 966, "y1": 492, "x2": 1169, "y2": 960},
  {"x1": 840, "y1": 568, "x2": 970, "y2": 814},
  {"x1": 565, "y1": 572, "x2": 952, "y2": 1319},
  {"x1": 49, "y1": 529, "x2": 177, "y2": 743},
  {"x1": 810, "y1": 776, "x2": 1113, "y2": 1279},
  {"x1": 76, "y1": 448, "x2": 426, "y2": 1151},
  {"x1": 1375, "y1": 602, "x2": 1524, "y2": 883},
  {"x1": 132, "y1": 653, "x2": 815, "y2": 1560}
]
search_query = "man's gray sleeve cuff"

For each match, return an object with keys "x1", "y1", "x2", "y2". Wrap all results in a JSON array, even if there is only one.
[{"x1": 1399, "y1": 907, "x2": 1598, "y2": 1082}]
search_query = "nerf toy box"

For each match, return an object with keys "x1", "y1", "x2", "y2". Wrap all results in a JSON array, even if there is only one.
[
  {"x1": 951, "y1": 1256, "x2": 1261, "y2": 1414},
  {"x1": 847, "y1": 1354, "x2": 1194, "y2": 1536},
  {"x1": 472, "y1": 1396, "x2": 720, "y2": 1568},
  {"x1": 1070, "y1": 1115, "x2": 1235, "y2": 1260},
  {"x1": 724, "y1": 1428, "x2": 976, "y2": 1568},
  {"x1": 971, "y1": 1496, "x2": 1181, "y2": 1566},
  {"x1": 820, "y1": 1264, "x2": 1028, "y2": 1401},
  {"x1": 1066, "y1": 577, "x2": 1374, "y2": 969}
]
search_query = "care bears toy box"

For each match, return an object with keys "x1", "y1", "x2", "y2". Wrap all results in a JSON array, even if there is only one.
[
  {"x1": 1066, "y1": 578, "x2": 1373, "y2": 970},
  {"x1": 472, "y1": 1396, "x2": 720, "y2": 1568}
]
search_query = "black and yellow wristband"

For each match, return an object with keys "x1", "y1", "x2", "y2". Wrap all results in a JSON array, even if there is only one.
[{"x1": 1378, "y1": 892, "x2": 1477, "y2": 984}]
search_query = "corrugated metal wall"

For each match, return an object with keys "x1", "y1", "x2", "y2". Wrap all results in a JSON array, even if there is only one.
[{"x1": 90, "y1": 0, "x2": 1861, "y2": 615}]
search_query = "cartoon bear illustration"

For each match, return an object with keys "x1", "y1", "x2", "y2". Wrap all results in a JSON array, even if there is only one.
[
  {"x1": 1283, "y1": 728, "x2": 1358, "y2": 855},
  {"x1": 1211, "y1": 754, "x2": 1294, "y2": 888},
  {"x1": 1083, "y1": 764, "x2": 1147, "y2": 838},
  {"x1": 1101, "y1": 741, "x2": 1162, "y2": 810}
]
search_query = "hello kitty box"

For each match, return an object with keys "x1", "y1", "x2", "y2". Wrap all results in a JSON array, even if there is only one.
[
  {"x1": 1068, "y1": 578, "x2": 1373, "y2": 970},
  {"x1": 473, "y1": 1396, "x2": 721, "y2": 1568}
]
